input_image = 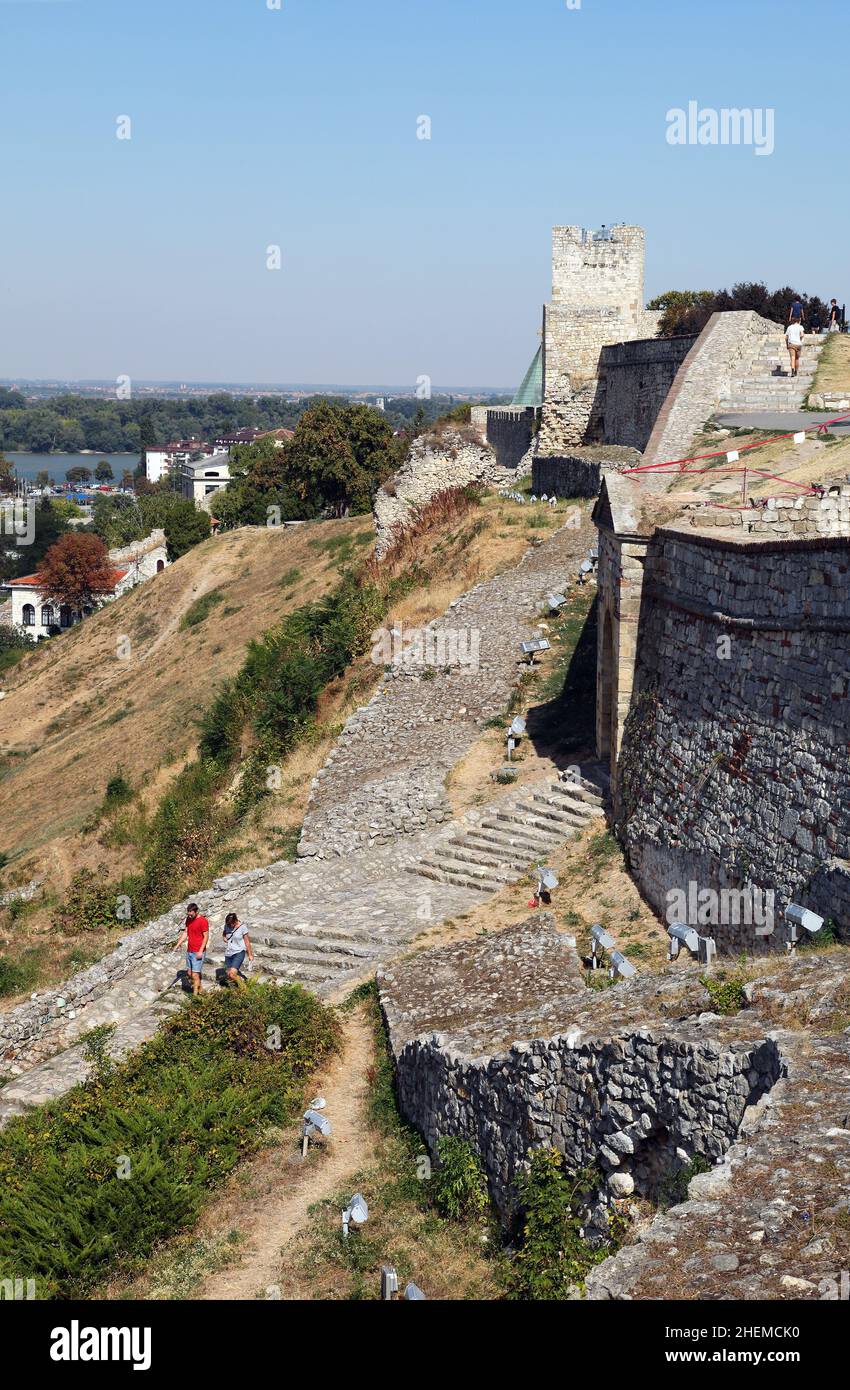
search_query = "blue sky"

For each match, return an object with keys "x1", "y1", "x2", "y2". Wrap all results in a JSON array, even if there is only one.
[{"x1": 1, "y1": 0, "x2": 846, "y2": 388}]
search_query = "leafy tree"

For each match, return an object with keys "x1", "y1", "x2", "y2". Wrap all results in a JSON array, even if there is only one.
[
  {"x1": 0, "y1": 452, "x2": 13, "y2": 495},
  {"x1": 650, "y1": 282, "x2": 831, "y2": 337},
  {"x1": 22, "y1": 407, "x2": 62, "y2": 453},
  {"x1": 35, "y1": 470, "x2": 51, "y2": 490},
  {"x1": 94, "y1": 460, "x2": 114, "y2": 483},
  {"x1": 91, "y1": 494, "x2": 145, "y2": 547},
  {"x1": 285, "y1": 403, "x2": 358, "y2": 517},
  {"x1": 65, "y1": 466, "x2": 92, "y2": 486},
  {"x1": 162, "y1": 501, "x2": 211, "y2": 560},
  {"x1": 38, "y1": 533, "x2": 117, "y2": 612}
]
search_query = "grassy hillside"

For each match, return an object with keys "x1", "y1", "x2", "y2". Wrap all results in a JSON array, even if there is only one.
[{"x1": 0, "y1": 490, "x2": 566, "y2": 996}]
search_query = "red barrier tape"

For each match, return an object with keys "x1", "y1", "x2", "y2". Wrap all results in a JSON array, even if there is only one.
[{"x1": 621, "y1": 411, "x2": 850, "y2": 503}]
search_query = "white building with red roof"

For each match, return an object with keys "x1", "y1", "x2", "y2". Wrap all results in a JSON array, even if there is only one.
[{"x1": 2, "y1": 530, "x2": 168, "y2": 641}]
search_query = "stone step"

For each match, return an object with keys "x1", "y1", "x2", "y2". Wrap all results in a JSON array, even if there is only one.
[
  {"x1": 248, "y1": 929, "x2": 377, "y2": 959},
  {"x1": 243, "y1": 917, "x2": 381, "y2": 948},
  {"x1": 410, "y1": 860, "x2": 503, "y2": 893},
  {"x1": 419, "y1": 850, "x2": 508, "y2": 884},
  {"x1": 488, "y1": 814, "x2": 571, "y2": 846},
  {"x1": 480, "y1": 814, "x2": 561, "y2": 848},
  {"x1": 206, "y1": 943, "x2": 360, "y2": 979},
  {"x1": 529, "y1": 793, "x2": 592, "y2": 827},
  {"x1": 452, "y1": 833, "x2": 536, "y2": 870},
  {"x1": 543, "y1": 779, "x2": 603, "y2": 810},
  {"x1": 505, "y1": 800, "x2": 587, "y2": 833},
  {"x1": 430, "y1": 842, "x2": 519, "y2": 878}
]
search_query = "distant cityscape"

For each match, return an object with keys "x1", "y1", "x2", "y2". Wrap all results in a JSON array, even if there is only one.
[{"x1": 0, "y1": 379, "x2": 513, "y2": 403}]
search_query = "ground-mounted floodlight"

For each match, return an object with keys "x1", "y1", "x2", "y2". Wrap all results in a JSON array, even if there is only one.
[
  {"x1": 537, "y1": 867, "x2": 558, "y2": 894},
  {"x1": 667, "y1": 922, "x2": 700, "y2": 960},
  {"x1": 302, "y1": 1105, "x2": 332, "y2": 1157},
  {"x1": 342, "y1": 1193, "x2": 368, "y2": 1238},
  {"x1": 609, "y1": 950, "x2": 636, "y2": 980},
  {"x1": 591, "y1": 923, "x2": 615, "y2": 970},
  {"x1": 547, "y1": 593, "x2": 567, "y2": 613},
  {"x1": 698, "y1": 935, "x2": 717, "y2": 967},
  {"x1": 540, "y1": 492, "x2": 548, "y2": 503},
  {"x1": 784, "y1": 902, "x2": 825, "y2": 955},
  {"x1": 506, "y1": 715, "x2": 526, "y2": 761},
  {"x1": 520, "y1": 637, "x2": 551, "y2": 667},
  {"x1": 588, "y1": 545, "x2": 599, "y2": 564},
  {"x1": 529, "y1": 865, "x2": 558, "y2": 907},
  {"x1": 381, "y1": 1266, "x2": 399, "y2": 1300},
  {"x1": 549, "y1": 495, "x2": 558, "y2": 508},
  {"x1": 404, "y1": 1283, "x2": 427, "y2": 1300},
  {"x1": 667, "y1": 922, "x2": 716, "y2": 967},
  {"x1": 530, "y1": 494, "x2": 537, "y2": 504},
  {"x1": 577, "y1": 559, "x2": 594, "y2": 585}
]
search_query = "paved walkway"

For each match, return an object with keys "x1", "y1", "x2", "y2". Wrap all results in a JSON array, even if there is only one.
[{"x1": 715, "y1": 410, "x2": 850, "y2": 434}]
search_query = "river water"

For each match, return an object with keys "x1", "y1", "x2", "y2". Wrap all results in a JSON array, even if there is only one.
[{"x1": 6, "y1": 453, "x2": 138, "y2": 485}]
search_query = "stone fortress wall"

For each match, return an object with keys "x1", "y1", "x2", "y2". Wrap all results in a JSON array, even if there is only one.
[
  {"x1": 372, "y1": 430, "x2": 512, "y2": 558},
  {"x1": 379, "y1": 916, "x2": 785, "y2": 1221},
  {"x1": 598, "y1": 506, "x2": 850, "y2": 949},
  {"x1": 598, "y1": 334, "x2": 697, "y2": 451}
]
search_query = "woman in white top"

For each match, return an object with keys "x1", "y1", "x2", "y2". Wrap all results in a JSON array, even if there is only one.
[{"x1": 222, "y1": 912, "x2": 254, "y2": 987}]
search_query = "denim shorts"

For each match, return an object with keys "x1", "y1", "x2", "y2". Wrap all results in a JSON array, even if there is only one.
[
  {"x1": 225, "y1": 950, "x2": 246, "y2": 971},
  {"x1": 187, "y1": 951, "x2": 205, "y2": 973}
]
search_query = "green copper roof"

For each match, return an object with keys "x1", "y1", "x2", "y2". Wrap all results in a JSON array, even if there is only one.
[{"x1": 511, "y1": 345, "x2": 543, "y2": 407}]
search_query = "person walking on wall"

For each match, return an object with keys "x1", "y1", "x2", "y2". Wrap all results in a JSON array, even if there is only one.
[
  {"x1": 828, "y1": 299, "x2": 843, "y2": 333},
  {"x1": 785, "y1": 318, "x2": 804, "y2": 376},
  {"x1": 788, "y1": 297, "x2": 804, "y2": 327}
]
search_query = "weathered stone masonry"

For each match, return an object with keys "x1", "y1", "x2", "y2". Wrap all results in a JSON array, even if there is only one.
[
  {"x1": 608, "y1": 521, "x2": 850, "y2": 946},
  {"x1": 380, "y1": 918, "x2": 783, "y2": 1222}
]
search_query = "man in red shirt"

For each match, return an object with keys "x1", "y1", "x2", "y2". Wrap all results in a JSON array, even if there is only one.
[{"x1": 174, "y1": 902, "x2": 210, "y2": 996}]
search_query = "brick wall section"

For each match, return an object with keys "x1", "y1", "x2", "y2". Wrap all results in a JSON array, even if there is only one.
[
  {"x1": 616, "y1": 527, "x2": 850, "y2": 947},
  {"x1": 643, "y1": 310, "x2": 778, "y2": 464}
]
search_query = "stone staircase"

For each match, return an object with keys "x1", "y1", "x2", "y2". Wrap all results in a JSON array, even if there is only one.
[
  {"x1": 717, "y1": 332, "x2": 823, "y2": 411},
  {"x1": 410, "y1": 767, "x2": 606, "y2": 893},
  {"x1": 0, "y1": 515, "x2": 607, "y2": 1125}
]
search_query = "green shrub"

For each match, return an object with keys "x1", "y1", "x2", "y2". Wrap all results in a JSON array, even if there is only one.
[
  {"x1": 702, "y1": 971, "x2": 747, "y2": 1015},
  {"x1": 658, "y1": 1153, "x2": 711, "y2": 1210},
  {"x1": 0, "y1": 950, "x2": 41, "y2": 998},
  {"x1": 52, "y1": 869, "x2": 128, "y2": 934},
  {"x1": 104, "y1": 770, "x2": 133, "y2": 809},
  {"x1": 0, "y1": 983, "x2": 341, "y2": 1298},
  {"x1": 430, "y1": 1137, "x2": 488, "y2": 1221},
  {"x1": 180, "y1": 588, "x2": 226, "y2": 630},
  {"x1": 504, "y1": 1149, "x2": 608, "y2": 1299}
]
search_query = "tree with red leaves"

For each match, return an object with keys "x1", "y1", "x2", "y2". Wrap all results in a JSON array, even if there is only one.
[{"x1": 38, "y1": 532, "x2": 118, "y2": 614}]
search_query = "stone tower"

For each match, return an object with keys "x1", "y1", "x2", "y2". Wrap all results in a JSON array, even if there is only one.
[{"x1": 539, "y1": 224, "x2": 659, "y2": 453}]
